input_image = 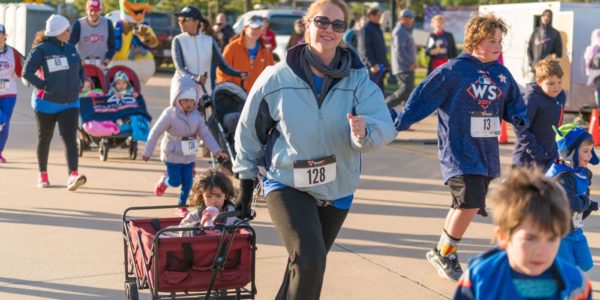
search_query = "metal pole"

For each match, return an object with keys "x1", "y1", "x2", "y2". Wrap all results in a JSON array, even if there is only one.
[{"x1": 391, "y1": 0, "x2": 397, "y2": 26}]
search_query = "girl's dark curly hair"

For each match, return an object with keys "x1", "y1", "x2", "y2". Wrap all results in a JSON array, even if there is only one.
[{"x1": 189, "y1": 169, "x2": 237, "y2": 208}]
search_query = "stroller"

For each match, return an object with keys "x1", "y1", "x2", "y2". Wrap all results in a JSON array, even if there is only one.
[
  {"x1": 122, "y1": 205, "x2": 257, "y2": 300},
  {"x1": 202, "y1": 82, "x2": 247, "y2": 161},
  {"x1": 79, "y1": 65, "x2": 151, "y2": 161},
  {"x1": 201, "y1": 82, "x2": 265, "y2": 201}
]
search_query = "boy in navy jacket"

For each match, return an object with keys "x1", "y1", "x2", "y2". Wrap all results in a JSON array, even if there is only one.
[
  {"x1": 394, "y1": 14, "x2": 528, "y2": 281},
  {"x1": 513, "y1": 56, "x2": 565, "y2": 171},
  {"x1": 546, "y1": 123, "x2": 599, "y2": 271},
  {"x1": 454, "y1": 167, "x2": 592, "y2": 300}
]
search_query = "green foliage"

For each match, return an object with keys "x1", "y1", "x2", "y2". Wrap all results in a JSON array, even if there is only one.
[{"x1": 417, "y1": 47, "x2": 428, "y2": 69}]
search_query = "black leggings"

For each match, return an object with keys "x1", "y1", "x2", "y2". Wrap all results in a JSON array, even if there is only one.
[
  {"x1": 266, "y1": 187, "x2": 349, "y2": 300},
  {"x1": 35, "y1": 108, "x2": 79, "y2": 173}
]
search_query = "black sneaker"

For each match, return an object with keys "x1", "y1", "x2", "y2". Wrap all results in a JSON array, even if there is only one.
[{"x1": 426, "y1": 247, "x2": 463, "y2": 282}]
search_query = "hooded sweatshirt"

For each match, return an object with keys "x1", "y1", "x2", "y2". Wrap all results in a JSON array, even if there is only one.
[
  {"x1": 512, "y1": 83, "x2": 565, "y2": 170},
  {"x1": 546, "y1": 124, "x2": 600, "y2": 230},
  {"x1": 143, "y1": 76, "x2": 221, "y2": 164},
  {"x1": 454, "y1": 247, "x2": 592, "y2": 300},
  {"x1": 584, "y1": 28, "x2": 600, "y2": 85},
  {"x1": 527, "y1": 9, "x2": 562, "y2": 68},
  {"x1": 395, "y1": 53, "x2": 528, "y2": 182}
]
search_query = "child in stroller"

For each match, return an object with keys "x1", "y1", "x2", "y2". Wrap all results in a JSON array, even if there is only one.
[
  {"x1": 79, "y1": 65, "x2": 151, "y2": 161},
  {"x1": 108, "y1": 70, "x2": 139, "y2": 99},
  {"x1": 107, "y1": 70, "x2": 140, "y2": 128}
]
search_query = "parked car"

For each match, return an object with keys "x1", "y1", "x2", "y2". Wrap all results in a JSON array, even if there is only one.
[
  {"x1": 105, "y1": 10, "x2": 178, "y2": 67},
  {"x1": 233, "y1": 9, "x2": 305, "y2": 61}
]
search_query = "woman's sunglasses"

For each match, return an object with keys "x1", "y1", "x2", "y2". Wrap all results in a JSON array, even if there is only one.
[{"x1": 311, "y1": 16, "x2": 346, "y2": 33}]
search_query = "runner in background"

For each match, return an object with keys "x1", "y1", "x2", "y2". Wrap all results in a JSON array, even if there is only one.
[
  {"x1": 23, "y1": 15, "x2": 87, "y2": 191},
  {"x1": 69, "y1": 0, "x2": 115, "y2": 69},
  {"x1": 0, "y1": 23, "x2": 24, "y2": 163}
]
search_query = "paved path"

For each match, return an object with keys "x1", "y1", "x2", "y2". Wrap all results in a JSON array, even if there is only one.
[{"x1": 1, "y1": 74, "x2": 600, "y2": 299}]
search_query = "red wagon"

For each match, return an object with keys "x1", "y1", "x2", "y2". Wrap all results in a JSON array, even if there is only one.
[{"x1": 122, "y1": 205, "x2": 257, "y2": 300}]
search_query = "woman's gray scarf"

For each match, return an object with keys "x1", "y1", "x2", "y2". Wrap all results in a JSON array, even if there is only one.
[{"x1": 301, "y1": 45, "x2": 351, "y2": 107}]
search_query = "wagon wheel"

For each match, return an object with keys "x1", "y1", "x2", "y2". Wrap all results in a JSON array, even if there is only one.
[
  {"x1": 124, "y1": 281, "x2": 139, "y2": 300},
  {"x1": 99, "y1": 139, "x2": 109, "y2": 161},
  {"x1": 129, "y1": 140, "x2": 138, "y2": 160}
]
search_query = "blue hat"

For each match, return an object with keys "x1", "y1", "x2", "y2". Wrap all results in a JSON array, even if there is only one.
[{"x1": 554, "y1": 123, "x2": 599, "y2": 166}]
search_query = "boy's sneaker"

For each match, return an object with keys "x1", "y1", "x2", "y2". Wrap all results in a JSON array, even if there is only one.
[
  {"x1": 175, "y1": 207, "x2": 189, "y2": 218},
  {"x1": 0, "y1": 152, "x2": 5, "y2": 163},
  {"x1": 38, "y1": 171, "x2": 50, "y2": 188},
  {"x1": 67, "y1": 171, "x2": 87, "y2": 191},
  {"x1": 426, "y1": 247, "x2": 463, "y2": 282},
  {"x1": 154, "y1": 175, "x2": 168, "y2": 196}
]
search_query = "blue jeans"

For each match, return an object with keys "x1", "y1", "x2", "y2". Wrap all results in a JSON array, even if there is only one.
[
  {"x1": 165, "y1": 162, "x2": 194, "y2": 206},
  {"x1": 0, "y1": 96, "x2": 16, "y2": 151},
  {"x1": 557, "y1": 228, "x2": 593, "y2": 271}
]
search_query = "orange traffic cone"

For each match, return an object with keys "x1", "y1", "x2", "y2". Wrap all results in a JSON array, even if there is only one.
[
  {"x1": 588, "y1": 107, "x2": 600, "y2": 146},
  {"x1": 498, "y1": 120, "x2": 508, "y2": 144}
]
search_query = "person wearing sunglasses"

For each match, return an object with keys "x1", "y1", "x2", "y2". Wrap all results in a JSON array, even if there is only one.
[
  {"x1": 232, "y1": 0, "x2": 396, "y2": 299},
  {"x1": 357, "y1": 7, "x2": 389, "y2": 91},
  {"x1": 171, "y1": 6, "x2": 244, "y2": 97},
  {"x1": 213, "y1": 13, "x2": 234, "y2": 50}
]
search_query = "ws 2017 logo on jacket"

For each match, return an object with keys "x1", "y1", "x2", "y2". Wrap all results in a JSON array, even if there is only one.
[{"x1": 466, "y1": 72, "x2": 503, "y2": 110}]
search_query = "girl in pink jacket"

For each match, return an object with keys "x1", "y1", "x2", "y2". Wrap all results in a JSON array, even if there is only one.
[{"x1": 143, "y1": 76, "x2": 227, "y2": 217}]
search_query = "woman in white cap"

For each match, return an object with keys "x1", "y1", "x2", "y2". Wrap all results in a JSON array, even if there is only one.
[
  {"x1": 216, "y1": 14, "x2": 274, "y2": 92},
  {"x1": 171, "y1": 6, "x2": 244, "y2": 97},
  {"x1": 0, "y1": 23, "x2": 24, "y2": 164},
  {"x1": 23, "y1": 14, "x2": 87, "y2": 191}
]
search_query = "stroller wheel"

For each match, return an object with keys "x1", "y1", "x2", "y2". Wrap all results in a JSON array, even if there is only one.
[
  {"x1": 124, "y1": 280, "x2": 139, "y2": 300},
  {"x1": 78, "y1": 139, "x2": 84, "y2": 157},
  {"x1": 99, "y1": 139, "x2": 109, "y2": 161},
  {"x1": 129, "y1": 141, "x2": 138, "y2": 160}
]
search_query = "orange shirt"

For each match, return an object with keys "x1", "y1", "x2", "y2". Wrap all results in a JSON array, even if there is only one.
[{"x1": 216, "y1": 34, "x2": 275, "y2": 92}]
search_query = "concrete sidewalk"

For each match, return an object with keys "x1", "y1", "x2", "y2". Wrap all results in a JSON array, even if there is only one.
[{"x1": 1, "y1": 74, "x2": 600, "y2": 299}]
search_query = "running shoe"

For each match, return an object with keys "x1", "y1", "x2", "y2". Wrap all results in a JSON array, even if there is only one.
[
  {"x1": 175, "y1": 207, "x2": 189, "y2": 218},
  {"x1": 0, "y1": 152, "x2": 5, "y2": 163},
  {"x1": 38, "y1": 171, "x2": 50, "y2": 188},
  {"x1": 67, "y1": 171, "x2": 87, "y2": 191},
  {"x1": 426, "y1": 246, "x2": 464, "y2": 282},
  {"x1": 155, "y1": 175, "x2": 168, "y2": 196}
]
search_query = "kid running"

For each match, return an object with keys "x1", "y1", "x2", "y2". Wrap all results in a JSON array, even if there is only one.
[
  {"x1": 178, "y1": 169, "x2": 238, "y2": 236},
  {"x1": 394, "y1": 13, "x2": 528, "y2": 281},
  {"x1": 0, "y1": 23, "x2": 23, "y2": 163},
  {"x1": 142, "y1": 76, "x2": 227, "y2": 217},
  {"x1": 546, "y1": 123, "x2": 599, "y2": 272},
  {"x1": 454, "y1": 167, "x2": 592, "y2": 299},
  {"x1": 513, "y1": 55, "x2": 565, "y2": 171}
]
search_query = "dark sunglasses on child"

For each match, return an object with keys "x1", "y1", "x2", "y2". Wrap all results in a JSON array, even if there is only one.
[{"x1": 311, "y1": 16, "x2": 346, "y2": 33}]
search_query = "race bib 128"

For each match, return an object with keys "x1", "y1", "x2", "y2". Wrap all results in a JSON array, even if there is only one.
[{"x1": 293, "y1": 155, "x2": 336, "y2": 188}]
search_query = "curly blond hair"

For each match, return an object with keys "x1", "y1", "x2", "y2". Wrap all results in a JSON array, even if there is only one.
[{"x1": 463, "y1": 13, "x2": 507, "y2": 53}]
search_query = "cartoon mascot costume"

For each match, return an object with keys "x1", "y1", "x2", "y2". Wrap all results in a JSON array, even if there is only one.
[{"x1": 109, "y1": 0, "x2": 158, "y2": 83}]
